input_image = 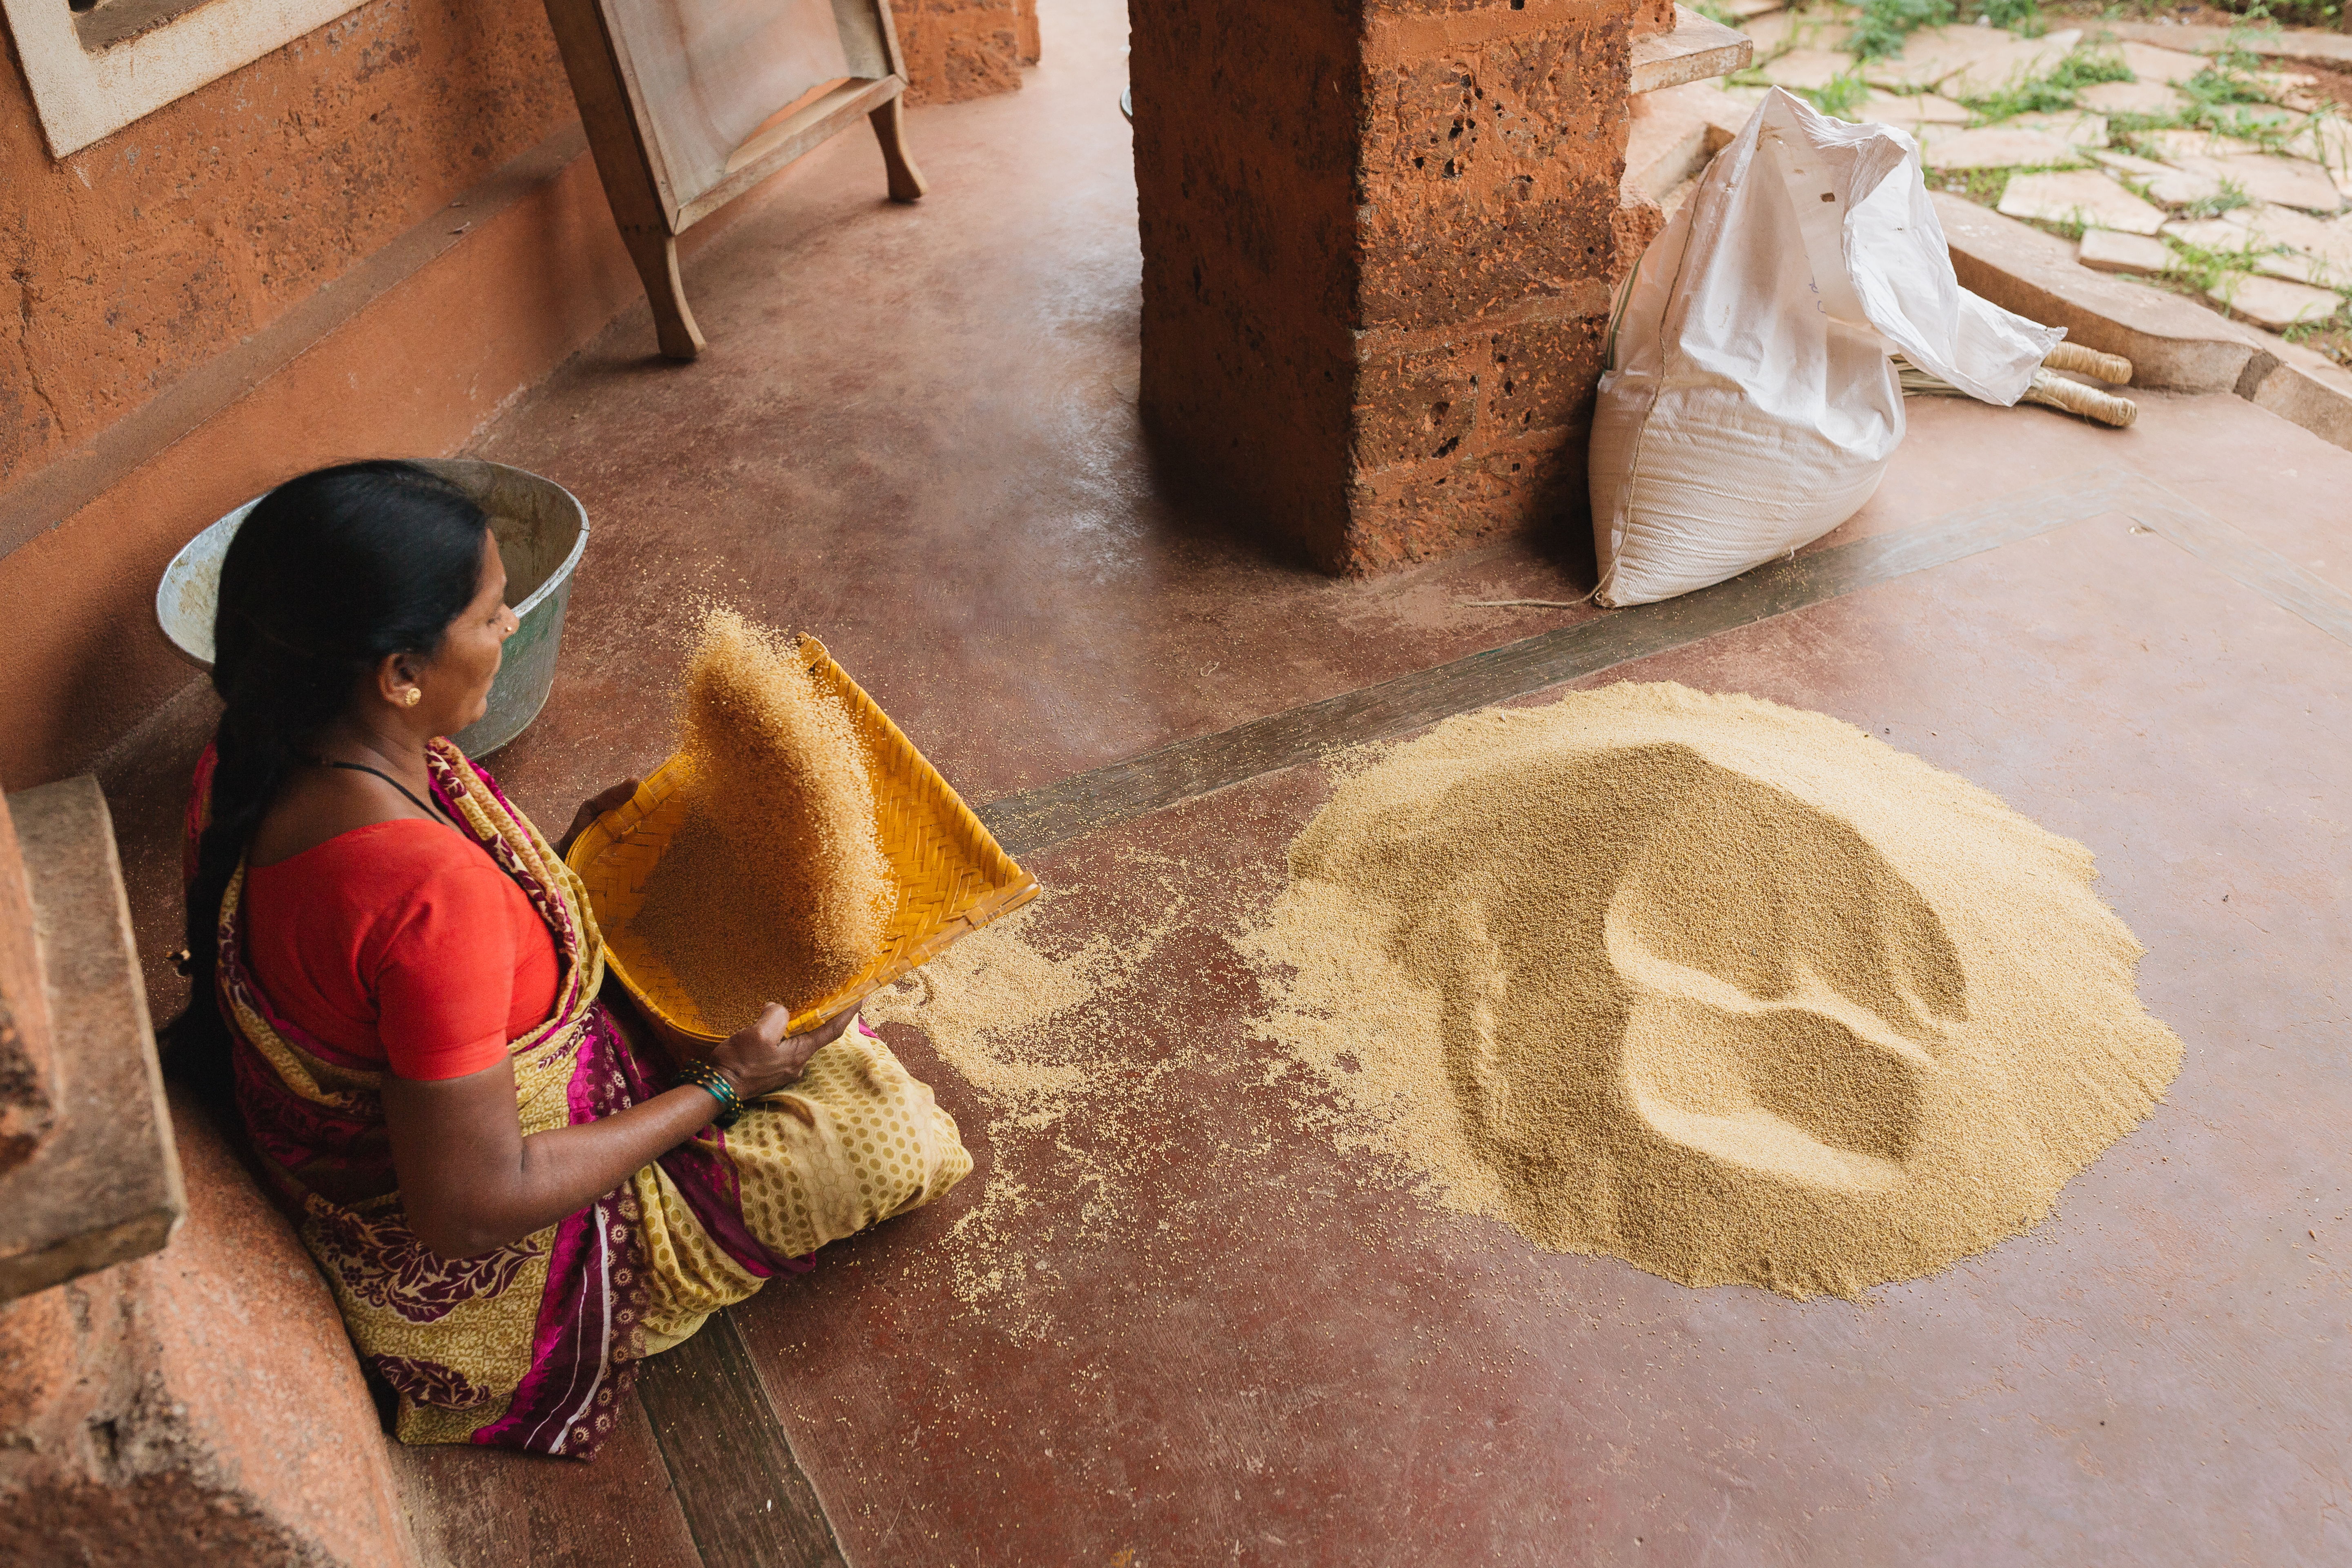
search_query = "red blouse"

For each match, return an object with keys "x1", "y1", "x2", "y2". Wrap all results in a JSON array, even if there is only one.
[{"x1": 243, "y1": 820, "x2": 561, "y2": 1081}]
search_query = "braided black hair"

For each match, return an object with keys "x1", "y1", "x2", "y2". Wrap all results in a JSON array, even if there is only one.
[{"x1": 167, "y1": 461, "x2": 491, "y2": 1096}]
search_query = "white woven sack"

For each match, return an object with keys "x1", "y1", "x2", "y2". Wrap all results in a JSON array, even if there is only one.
[{"x1": 1588, "y1": 89, "x2": 2061, "y2": 608}]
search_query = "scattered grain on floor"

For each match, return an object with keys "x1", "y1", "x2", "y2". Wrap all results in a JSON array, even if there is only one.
[{"x1": 862, "y1": 857, "x2": 1217, "y2": 1339}]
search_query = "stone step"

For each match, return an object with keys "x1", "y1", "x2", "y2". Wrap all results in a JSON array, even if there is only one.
[
  {"x1": 1632, "y1": 6, "x2": 1755, "y2": 94},
  {"x1": 1933, "y1": 190, "x2": 2352, "y2": 454}
]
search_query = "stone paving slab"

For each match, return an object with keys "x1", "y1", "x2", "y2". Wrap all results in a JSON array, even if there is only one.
[
  {"x1": 1740, "y1": 7, "x2": 1845, "y2": 58},
  {"x1": 2109, "y1": 18, "x2": 2352, "y2": 69},
  {"x1": 2137, "y1": 162, "x2": 2227, "y2": 206},
  {"x1": 2076, "y1": 79, "x2": 2193, "y2": 116},
  {"x1": 2231, "y1": 202, "x2": 2352, "y2": 266},
  {"x1": 1941, "y1": 29, "x2": 2082, "y2": 99},
  {"x1": 2078, "y1": 228, "x2": 2178, "y2": 275},
  {"x1": 2209, "y1": 103, "x2": 2299, "y2": 135},
  {"x1": 2115, "y1": 40, "x2": 2214, "y2": 86},
  {"x1": 1634, "y1": 8, "x2": 1761, "y2": 94},
  {"x1": 2256, "y1": 250, "x2": 2343, "y2": 287},
  {"x1": 2136, "y1": 128, "x2": 2271, "y2": 160},
  {"x1": 1759, "y1": 47, "x2": 1857, "y2": 89},
  {"x1": 1853, "y1": 90, "x2": 1969, "y2": 127},
  {"x1": 2288, "y1": 120, "x2": 2352, "y2": 184},
  {"x1": 2094, "y1": 149, "x2": 2175, "y2": 180},
  {"x1": 1999, "y1": 169, "x2": 2169, "y2": 235},
  {"x1": 2252, "y1": 69, "x2": 2319, "y2": 100},
  {"x1": 2172, "y1": 153, "x2": 2345, "y2": 216},
  {"x1": 2211, "y1": 272, "x2": 2345, "y2": 329},
  {"x1": 2005, "y1": 111, "x2": 2109, "y2": 149},
  {"x1": 2249, "y1": 334, "x2": 2352, "y2": 447},
  {"x1": 1931, "y1": 192, "x2": 2352, "y2": 447},
  {"x1": 1925, "y1": 127, "x2": 2088, "y2": 170},
  {"x1": 1861, "y1": 23, "x2": 2016, "y2": 90},
  {"x1": 2165, "y1": 217, "x2": 2270, "y2": 254},
  {"x1": 1624, "y1": 81, "x2": 1750, "y2": 203}
]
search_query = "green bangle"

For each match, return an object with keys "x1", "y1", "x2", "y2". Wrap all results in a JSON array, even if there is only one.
[{"x1": 677, "y1": 1061, "x2": 744, "y2": 1129}]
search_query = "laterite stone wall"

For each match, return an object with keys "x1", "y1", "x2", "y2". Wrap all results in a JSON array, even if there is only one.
[
  {"x1": 1131, "y1": 0, "x2": 1364, "y2": 568},
  {"x1": 1134, "y1": 0, "x2": 1651, "y2": 574},
  {"x1": 893, "y1": 0, "x2": 1041, "y2": 103}
]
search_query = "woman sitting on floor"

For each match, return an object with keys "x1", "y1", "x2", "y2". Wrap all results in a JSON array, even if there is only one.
[{"x1": 173, "y1": 460, "x2": 969, "y2": 1458}]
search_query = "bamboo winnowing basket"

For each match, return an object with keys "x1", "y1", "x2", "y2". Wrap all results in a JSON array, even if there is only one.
[{"x1": 566, "y1": 635, "x2": 1038, "y2": 1041}]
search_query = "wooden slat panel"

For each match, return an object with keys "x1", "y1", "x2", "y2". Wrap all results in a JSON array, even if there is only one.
[
  {"x1": 679, "y1": 76, "x2": 903, "y2": 232},
  {"x1": 599, "y1": 0, "x2": 854, "y2": 212},
  {"x1": 388, "y1": 1393, "x2": 702, "y2": 1568},
  {"x1": 637, "y1": 1314, "x2": 846, "y2": 1568}
]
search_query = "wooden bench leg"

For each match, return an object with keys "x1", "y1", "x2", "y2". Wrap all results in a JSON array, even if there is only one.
[
  {"x1": 623, "y1": 226, "x2": 705, "y2": 361},
  {"x1": 868, "y1": 96, "x2": 928, "y2": 203}
]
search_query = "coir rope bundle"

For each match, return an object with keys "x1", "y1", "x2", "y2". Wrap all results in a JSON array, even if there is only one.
[{"x1": 1897, "y1": 341, "x2": 2138, "y2": 428}]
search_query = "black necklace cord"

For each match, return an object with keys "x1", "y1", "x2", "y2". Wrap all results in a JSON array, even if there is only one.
[{"x1": 318, "y1": 758, "x2": 455, "y2": 827}]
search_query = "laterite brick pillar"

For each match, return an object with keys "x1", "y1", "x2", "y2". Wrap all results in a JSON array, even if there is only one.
[{"x1": 1133, "y1": 0, "x2": 1660, "y2": 574}]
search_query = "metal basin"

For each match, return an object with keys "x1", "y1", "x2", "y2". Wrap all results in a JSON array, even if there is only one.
[{"x1": 154, "y1": 459, "x2": 590, "y2": 757}]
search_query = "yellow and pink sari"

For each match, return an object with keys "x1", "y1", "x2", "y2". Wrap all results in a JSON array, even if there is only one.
[{"x1": 193, "y1": 740, "x2": 970, "y2": 1457}]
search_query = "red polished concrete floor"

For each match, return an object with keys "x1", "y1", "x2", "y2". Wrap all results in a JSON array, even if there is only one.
[{"x1": 89, "y1": 0, "x2": 2352, "y2": 1562}]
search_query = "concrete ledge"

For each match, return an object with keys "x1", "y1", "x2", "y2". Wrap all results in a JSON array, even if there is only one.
[
  {"x1": 1625, "y1": 81, "x2": 1749, "y2": 203},
  {"x1": 2246, "y1": 337, "x2": 2352, "y2": 450},
  {"x1": 1633, "y1": 6, "x2": 1755, "y2": 94},
  {"x1": 0, "y1": 777, "x2": 181, "y2": 1302},
  {"x1": 1932, "y1": 191, "x2": 2352, "y2": 452}
]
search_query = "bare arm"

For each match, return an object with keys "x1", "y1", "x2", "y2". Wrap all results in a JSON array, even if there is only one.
[{"x1": 383, "y1": 1003, "x2": 855, "y2": 1258}]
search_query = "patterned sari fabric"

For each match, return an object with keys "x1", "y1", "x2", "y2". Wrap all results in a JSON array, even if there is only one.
[{"x1": 202, "y1": 740, "x2": 972, "y2": 1457}]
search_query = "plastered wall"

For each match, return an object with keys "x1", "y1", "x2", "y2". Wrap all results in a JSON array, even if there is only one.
[
  {"x1": 0, "y1": 0, "x2": 1033, "y2": 789},
  {"x1": 0, "y1": 0, "x2": 578, "y2": 494}
]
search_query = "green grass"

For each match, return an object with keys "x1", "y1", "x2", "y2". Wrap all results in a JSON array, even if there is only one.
[
  {"x1": 1931, "y1": 166, "x2": 2018, "y2": 207},
  {"x1": 2199, "y1": 267, "x2": 2350, "y2": 328},
  {"x1": 1973, "y1": 0, "x2": 2046, "y2": 33},
  {"x1": 1962, "y1": 48, "x2": 2133, "y2": 121},
  {"x1": 2183, "y1": 67, "x2": 2277, "y2": 111},
  {"x1": 2214, "y1": 0, "x2": 2341, "y2": 26},
  {"x1": 2111, "y1": 101, "x2": 2318, "y2": 160},
  {"x1": 1967, "y1": 77, "x2": 2080, "y2": 119},
  {"x1": 2160, "y1": 234, "x2": 2267, "y2": 294},
  {"x1": 1798, "y1": 70, "x2": 1875, "y2": 120},
  {"x1": 1690, "y1": 0, "x2": 1740, "y2": 24},
  {"x1": 1847, "y1": 0, "x2": 1955, "y2": 61},
  {"x1": 2176, "y1": 178, "x2": 2256, "y2": 220},
  {"x1": 1928, "y1": 163, "x2": 2097, "y2": 234}
]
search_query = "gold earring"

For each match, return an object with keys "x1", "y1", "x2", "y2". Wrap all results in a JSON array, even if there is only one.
[{"x1": 403, "y1": 688, "x2": 422, "y2": 707}]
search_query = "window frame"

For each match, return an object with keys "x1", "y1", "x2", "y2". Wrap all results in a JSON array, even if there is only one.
[{"x1": 3, "y1": 0, "x2": 371, "y2": 157}]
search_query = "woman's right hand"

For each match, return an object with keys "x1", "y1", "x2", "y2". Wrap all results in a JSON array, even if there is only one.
[{"x1": 710, "y1": 1005, "x2": 857, "y2": 1100}]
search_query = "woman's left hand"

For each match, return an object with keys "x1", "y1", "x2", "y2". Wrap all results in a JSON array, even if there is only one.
[{"x1": 555, "y1": 779, "x2": 639, "y2": 856}]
